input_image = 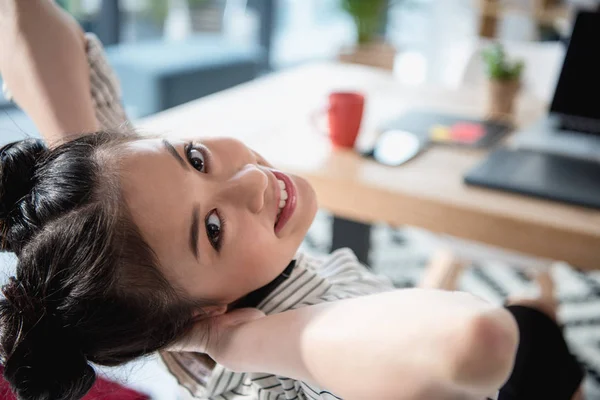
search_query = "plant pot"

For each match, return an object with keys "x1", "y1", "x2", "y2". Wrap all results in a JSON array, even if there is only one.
[
  {"x1": 338, "y1": 41, "x2": 396, "y2": 71},
  {"x1": 488, "y1": 79, "x2": 521, "y2": 120}
]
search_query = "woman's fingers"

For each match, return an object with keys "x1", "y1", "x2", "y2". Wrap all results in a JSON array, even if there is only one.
[
  {"x1": 166, "y1": 318, "x2": 212, "y2": 353},
  {"x1": 217, "y1": 308, "x2": 266, "y2": 328},
  {"x1": 167, "y1": 308, "x2": 266, "y2": 354}
]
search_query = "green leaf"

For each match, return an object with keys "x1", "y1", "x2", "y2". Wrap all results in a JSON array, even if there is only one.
[
  {"x1": 341, "y1": 0, "x2": 392, "y2": 44},
  {"x1": 481, "y1": 43, "x2": 525, "y2": 81}
]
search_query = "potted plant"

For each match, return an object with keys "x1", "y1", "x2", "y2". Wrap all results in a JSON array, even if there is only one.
[
  {"x1": 338, "y1": 0, "x2": 397, "y2": 70},
  {"x1": 482, "y1": 43, "x2": 525, "y2": 120}
]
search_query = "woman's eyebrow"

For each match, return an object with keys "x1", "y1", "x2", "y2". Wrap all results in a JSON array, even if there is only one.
[
  {"x1": 161, "y1": 139, "x2": 199, "y2": 259},
  {"x1": 162, "y1": 139, "x2": 188, "y2": 169},
  {"x1": 190, "y1": 206, "x2": 200, "y2": 260}
]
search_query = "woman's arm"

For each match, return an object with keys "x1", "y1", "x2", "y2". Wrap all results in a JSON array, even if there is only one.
[
  {"x1": 181, "y1": 289, "x2": 519, "y2": 400},
  {"x1": 0, "y1": 0, "x2": 99, "y2": 144}
]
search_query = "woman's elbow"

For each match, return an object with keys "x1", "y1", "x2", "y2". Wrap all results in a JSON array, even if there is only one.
[{"x1": 450, "y1": 305, "x2": 519, "y2": 395}]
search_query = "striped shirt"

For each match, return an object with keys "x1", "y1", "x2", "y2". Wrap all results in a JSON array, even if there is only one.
[
  {"x1": 72, "y1": 34, "x2": 395, "y2": 399},
  {"x1": 3, "y1": 34, "x2": 128, "y2": 131}
]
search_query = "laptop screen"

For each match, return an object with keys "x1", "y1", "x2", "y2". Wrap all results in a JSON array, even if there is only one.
[{"x1": 550, "y1": 11, "x2": 600, "y2": 120}]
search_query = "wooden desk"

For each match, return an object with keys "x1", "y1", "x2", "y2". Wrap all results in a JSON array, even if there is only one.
[{"x1": 138, "y1": 63, "x2": 600, "y2": 270}]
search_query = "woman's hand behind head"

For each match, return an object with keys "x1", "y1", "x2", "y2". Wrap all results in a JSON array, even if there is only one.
[{"x1": 167, "y1": 307, "x2": 265, "y2": 363}]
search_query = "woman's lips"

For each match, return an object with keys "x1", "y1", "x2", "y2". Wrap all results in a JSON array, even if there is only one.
[{"x1": 273, "y1": 171, "x2": 297, "y2": 234}]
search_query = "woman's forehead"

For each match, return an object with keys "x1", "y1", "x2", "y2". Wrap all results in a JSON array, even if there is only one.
[
  {"x1": 119, "y1": 140, "x2": 186, "y2": 205},
  {"x1": 123, "y1": 138, "x2": 168, "y2": 153},
  {"x1": 119, "y1": 138, "x2": 187, "y2": 173},
  {"x1": 119, "y1": 139, "x2": 199, "y2": 273}
]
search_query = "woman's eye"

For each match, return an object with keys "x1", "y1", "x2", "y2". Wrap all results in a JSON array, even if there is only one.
[
  {"x1": 205, "y1": 210, "x2": 222, "y2": 250},
  {"x1": 187, "y1": 147, "x2": 206, "y2": 172}
]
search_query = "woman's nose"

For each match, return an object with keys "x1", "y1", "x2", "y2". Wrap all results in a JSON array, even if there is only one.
[{"x1": 223, "y1": 164, "x2": 268, "y2": 213}]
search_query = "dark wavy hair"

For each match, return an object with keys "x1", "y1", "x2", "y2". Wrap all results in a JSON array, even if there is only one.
[{"x1": 0, "y1": 132, "x2": 206, "y2": 400}]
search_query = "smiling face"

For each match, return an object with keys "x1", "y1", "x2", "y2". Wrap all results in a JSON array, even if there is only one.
[{"x1": 119, "y1": 137, "x2": 318, "y2": 305}]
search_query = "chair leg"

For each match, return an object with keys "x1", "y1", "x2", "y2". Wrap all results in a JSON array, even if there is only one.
[{"x1": 331, "y1": 217, "x2": 371, "y2": 266}]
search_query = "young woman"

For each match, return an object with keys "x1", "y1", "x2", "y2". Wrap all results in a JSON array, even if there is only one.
[{"x1": 0, "y1": 1, "x2": 579, "y2": 400}]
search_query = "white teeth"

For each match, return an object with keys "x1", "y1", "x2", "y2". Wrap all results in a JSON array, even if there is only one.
[{"x1": 276, "y1": 178, "x2": 289, "y2": 225}]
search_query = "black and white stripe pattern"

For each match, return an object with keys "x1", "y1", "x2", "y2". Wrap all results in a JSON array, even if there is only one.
[
  {"x1": 85, "y1": 34, "x2": 129, "y2": 131},
  {"x1": 1, "y1": 33, "x2": 129, "y2": 132}
]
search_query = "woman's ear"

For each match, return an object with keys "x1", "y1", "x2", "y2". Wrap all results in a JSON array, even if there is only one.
[{"x1": 193, "y1": 305, "x2": 227, "y2": 319}]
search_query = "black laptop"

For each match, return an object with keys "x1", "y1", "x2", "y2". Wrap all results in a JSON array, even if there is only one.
[
  {"x1": 550, "y1": 11, "x2": 600, "y2": 134},
  {"x1": 464, "y1": 148, "x2": 600, "y2": 209},
  {"x1": 511, "y1": 10, "x2": 600, "y2": 160},
  {"x1": 464, "y1": 11, "x2": 600, "y2": 210}
]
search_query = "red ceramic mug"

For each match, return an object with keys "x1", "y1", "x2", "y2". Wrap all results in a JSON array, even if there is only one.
[{"x1": 312, "y1": 92, "x2": 365, "y2": 148}]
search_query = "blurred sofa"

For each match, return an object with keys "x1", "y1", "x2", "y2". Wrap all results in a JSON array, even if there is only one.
[
  {"x1": 105, "y1": 34, "x2": 263, "y2": 119},
  {"x1": 0, "y1": 33, "x2": 263, "y2": 140}
]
